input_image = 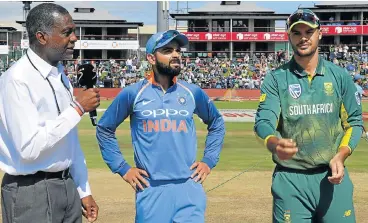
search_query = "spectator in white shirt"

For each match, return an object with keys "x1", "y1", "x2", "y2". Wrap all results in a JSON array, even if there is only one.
[
  {"x1": 195, "y1": 57, "x2": 201, "y2": 65},
  {"x1": 0, "y1": 3, "x2": 100, "y2": 223},
  {"x1": 126, "y1": 57, "x2": 133, "y2": 73}
]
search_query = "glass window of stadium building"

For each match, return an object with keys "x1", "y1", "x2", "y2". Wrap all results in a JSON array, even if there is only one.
[
  {"x1": 170, "y1": 1, "x2": 368, "y2": 60},
  {"x1": 0, "y1": 27, "x2": 17, "y2": 70}
]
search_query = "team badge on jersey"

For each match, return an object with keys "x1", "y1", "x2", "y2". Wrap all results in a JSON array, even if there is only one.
[
  {"x1": 355, "y1": 91, "x2": 361, "y2": 105},
  {"x1": 283, "y1": 210, "x2": 291, "y2": 223},
  {"x1": 324, "y1": 82, "x2": 334, "y2": 96},
  {"x1": 178, "y1": 96, "x2": 187, "y2": 105},
  {"x1": 289, "y1": 84, "x2": 302, "y2": 99}
]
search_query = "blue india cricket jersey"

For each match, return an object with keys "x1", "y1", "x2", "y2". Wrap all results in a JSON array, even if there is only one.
[{"x1": 96, "y1": 75, "x2": 225, "y2": 180}]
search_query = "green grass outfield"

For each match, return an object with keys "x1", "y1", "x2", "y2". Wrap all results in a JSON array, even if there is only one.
[{"x1": 79, "y1": 100, "x2": 368, "y2": 173}]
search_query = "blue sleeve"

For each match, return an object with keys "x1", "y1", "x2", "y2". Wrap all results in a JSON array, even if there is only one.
[
  {"x1": 96, "y1": 87, "x2": 136, "y2": 177},
  {"x1": 358, "y1": 85, "x2": 364, "y2": 95},
  {"x1": 194, "y1": 87, "x2": 225, "y2": 169}
]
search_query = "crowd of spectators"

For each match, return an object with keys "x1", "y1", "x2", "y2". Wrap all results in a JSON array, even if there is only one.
[
  {"x1": 1, "y1": 47, "x2": 368, "y2": 90},
  {"x1": 321, "y1": 17, "x2": 368, "y2": 26}
]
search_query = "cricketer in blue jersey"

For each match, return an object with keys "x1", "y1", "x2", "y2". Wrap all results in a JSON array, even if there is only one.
[
  {"x1": 96, "y1": 30, "x2": 225, "y2": 223},
  {"x1": 354, "y1": 75, "x2": 368, "y2": 137},
  {"x1": 353, "y1": 75, "x2": 368, "y2": 100}
]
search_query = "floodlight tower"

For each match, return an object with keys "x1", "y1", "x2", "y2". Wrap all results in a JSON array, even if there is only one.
[
  {"x1": 157, "y1": 1, "x2": 170, "y2": 32},
  {"x1": 20, "y1": 1, "x2": 32, "y2": 53},
  {"x1": 22, "y1": 1, "x2": 32, "y2": 21}
]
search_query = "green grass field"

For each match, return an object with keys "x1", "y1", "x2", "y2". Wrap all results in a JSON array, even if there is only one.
[{"x1": 79, "y1": 100, "x2": 368, "y2": 173}]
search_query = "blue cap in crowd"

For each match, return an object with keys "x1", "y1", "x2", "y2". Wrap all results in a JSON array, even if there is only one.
[
  {"x1": 354, "y1": 75, "x2": 365, "y2": 81},
  {"x1": 146, "y1": 30, "x2": 188, "y2": 54}
]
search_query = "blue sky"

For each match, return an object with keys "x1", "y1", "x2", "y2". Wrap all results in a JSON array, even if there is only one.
[{"x1": 0, "y1": 1, "x2": 317, "y2": 26}]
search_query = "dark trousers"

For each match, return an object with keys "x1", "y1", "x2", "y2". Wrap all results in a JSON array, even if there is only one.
[{"x1": 1, "y1": 170, "x2": 82, "y2": 223}]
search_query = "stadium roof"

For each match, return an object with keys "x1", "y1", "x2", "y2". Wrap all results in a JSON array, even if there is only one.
[
  {"x1": 16, "y1": 5, "x2": 143, "y2": 27},
  {"x1": 170, "y1": 1, "x2": 290, "y2": 19},
  {"x1": 315, "y1": 1, "x2": 368, "y2": 7},
  {"x1": 69, "y1": 5, "x2": 125, "y2": 21},
  {"x1": 188, "y1": 1, "x2": 275, "y2": 13},
  {"x1": 0, "y1": 26, "x2": 17, "y2": 31},
  {"x1": 0, "y1": 20, "x2": 22, "y2": 31},
  {"x1": 299, "y1": 1, "x2": 368, "y2": 10}
]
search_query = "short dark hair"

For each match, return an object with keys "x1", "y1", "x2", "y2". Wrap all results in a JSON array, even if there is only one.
[{"x1": 26, "y1": 3, "x2": 69, "y2": 44}]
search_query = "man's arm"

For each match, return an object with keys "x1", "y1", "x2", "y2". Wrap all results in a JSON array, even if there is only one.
[
  {"x1": 0, "y1": 78, "x2": 82, "y2": 161},
  {"x1": 70, "y1": 128, "x2": 91, "y2": 198},
  {"x1": 254, "y1": 72, "x2": 281, "y2": 151},
  {"x1": 96, "y1": 87, "x2": 135, "y2": 177},
  {"x1": 362, "y1": 89, "x2": 368, "y2": 98},
  {"x1": 356, "y1": 84, "x2": 367, "y2": 98},
  {"x1": 70, "y1": 131, "x2": 99, "y2": 222},
  {"x1": 329, "y1": 71, "x2": 362, "y2": 185},
  {"x1": 194, "y1": 87, "x2": 225, "y2": 169},
  {"x1": 339, "y1": 71, "x2": 364, "y2": 155}
]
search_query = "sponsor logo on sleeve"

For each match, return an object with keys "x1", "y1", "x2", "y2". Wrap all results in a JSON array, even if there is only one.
[{"x1": 259, "y1": 94, "x2": 266, "y2": 102}]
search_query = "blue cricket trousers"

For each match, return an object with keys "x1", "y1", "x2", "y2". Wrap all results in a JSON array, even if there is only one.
[{"x1": 135, "y1": 178, "x2": 206, "y2": 223}]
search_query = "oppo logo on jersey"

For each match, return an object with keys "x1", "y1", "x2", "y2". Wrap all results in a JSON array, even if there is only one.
[{"x1": 141, "y1": 109, "x2": 190, "y2": 118}]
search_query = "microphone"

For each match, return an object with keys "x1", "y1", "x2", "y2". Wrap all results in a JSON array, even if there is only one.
[{"x1": 77, "y1": 63, "x2": 98, "y2": 126}]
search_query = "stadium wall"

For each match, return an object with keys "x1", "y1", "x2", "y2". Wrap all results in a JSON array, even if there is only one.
[
  {"x1": 73, "y1": 88, "x2": 368, "y2": 100},
  {"x1": 73, "y1": 88, "x2": 262, "y2": 100}
]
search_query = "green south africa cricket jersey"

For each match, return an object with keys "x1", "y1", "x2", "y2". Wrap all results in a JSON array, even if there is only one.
[{"x1": 254, "y1": 56, "x2": 363, "y2": 170}]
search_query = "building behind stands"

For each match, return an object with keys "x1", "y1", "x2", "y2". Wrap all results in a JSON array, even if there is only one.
[
  {"x1": 1, "y1": 1, "x2": 368, "y2": 64},
  {"x1": 15, "y1": 5, "x2": 143, "y2": 61},
  {"x1": 170, "y1": 1, "x2": 368, "y2": 59}
]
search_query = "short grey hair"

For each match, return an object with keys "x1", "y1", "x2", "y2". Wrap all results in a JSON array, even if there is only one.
[{"x1": 26, "y1": 3, "x2": 69, "y2": 44}]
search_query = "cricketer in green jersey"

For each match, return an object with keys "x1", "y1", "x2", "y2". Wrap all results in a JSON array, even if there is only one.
[{"x1": 254, "y1": 9, "x2": 363, "y2": 223}]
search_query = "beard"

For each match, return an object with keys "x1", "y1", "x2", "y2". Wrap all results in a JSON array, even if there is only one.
[
  {"x1": 47, "y1": 45, "x2": 73, "y2": 65},
  {"x1": 155, "y1": 59, "x2": 181, "y2": 77},
  {"x1": 291, "y1": 40, "x2": 319, "y2": 57}
]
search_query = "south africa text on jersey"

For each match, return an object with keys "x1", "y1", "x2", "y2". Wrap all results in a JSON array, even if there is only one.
[{"x1": 289, "y1": 103, "x2": 333, "y2": 116}]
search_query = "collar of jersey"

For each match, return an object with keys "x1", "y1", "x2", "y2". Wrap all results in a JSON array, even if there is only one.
[
  {"x1": 146, "y1": 70, "x2": 177, "y2": 86},
  {"x1": 291, "y1": 55, "x2": 325, "y2": 77}
]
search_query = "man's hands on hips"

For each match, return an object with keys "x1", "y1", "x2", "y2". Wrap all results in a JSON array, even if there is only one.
[
  {"x1": 328, "y1": 146, "x2": 350, "y2": 185},
  {"x1": 190, "y1": 162, "x2": 211, "y2": 183},
  {"x1": 75, "y1": 88, "x2": 100, "y2": 112},
  {"x1": 123, "y1": 167, "x2": 150, "y2": 191},
  {"x1": 267, "y1": 137, "x2": 298, "y2": 160},
  {"x1": 81, "y1": 195, "x2": 99, "y2": 222}
]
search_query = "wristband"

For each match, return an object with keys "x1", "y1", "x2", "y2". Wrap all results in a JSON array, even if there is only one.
[
  {"x1": 73, "y1": 100, "x2": 85, "y2": 114},
  {"x1": 70, "y1": 101, "x2": 84, "y2": 116}
]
